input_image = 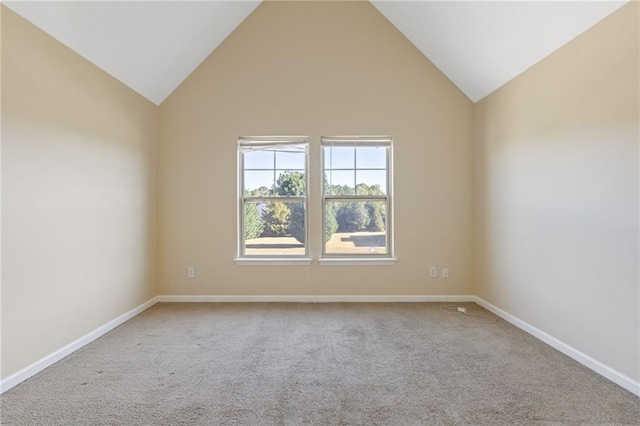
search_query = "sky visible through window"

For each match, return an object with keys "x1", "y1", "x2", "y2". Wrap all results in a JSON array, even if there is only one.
[{"x1": 243, "y1": 146, "x2": 387, "y2": 193}]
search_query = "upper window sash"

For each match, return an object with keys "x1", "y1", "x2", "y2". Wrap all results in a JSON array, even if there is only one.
[
  {"x1": 321, "y1": 136, "x2": 391, "y2": 198},
  {"x1": 239, "y1": 137, "x2": 309, "y2": 199}
]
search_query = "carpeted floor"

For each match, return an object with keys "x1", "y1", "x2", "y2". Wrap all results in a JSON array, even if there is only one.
[{"x1": 1, "y1": 302, "x2": 639, "y2": 425}]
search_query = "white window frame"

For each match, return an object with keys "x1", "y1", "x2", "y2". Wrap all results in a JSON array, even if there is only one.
[
  {"x1": 237, "y1": 136, "x2": 310, "y2": 263},
  {"x1": 320, "y1": 136, "x2": 394, "y2": 262}
]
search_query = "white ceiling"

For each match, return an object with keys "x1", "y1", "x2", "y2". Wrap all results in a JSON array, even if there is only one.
[
  {"x1": 4, "y1": 1, "x2": 260, "y2": 105},
  {"x1": 4, "y1": 1, "x2": 629, "y2": 105},
  {"x1": 371, "y1": 0, "x2": 628, "y2": 102}
]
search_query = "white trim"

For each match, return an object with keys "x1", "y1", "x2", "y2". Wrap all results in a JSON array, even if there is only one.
[
  {"x1": 238, "y1": 138, "x2": 310, "y2": 259},
  {"x1": 157, "y1": 294, "x2": 474, "y2": 303},
  {"x1": 0, "y1": 297, "x2": 158, "y2": 395},
  {"x1": 318, "y1": 258, "x2": 398, "y2": 266},
  {"x1": 4, "y1": 294, "x2": 636, "y2": 399},
  {"x1": 234, "y1": 258, "x2": 312, "y2": 266},
  {"x1": 321, "y1": 137, "x2": 394, "y2": 258},
  {"x1": 473, "y1": 296, "x2": 640, "y2": 397}
]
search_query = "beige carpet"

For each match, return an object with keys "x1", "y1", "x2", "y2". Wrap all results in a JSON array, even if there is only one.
[{"x1": 1, "y1": 302, "x2": 639, "y2": 425}]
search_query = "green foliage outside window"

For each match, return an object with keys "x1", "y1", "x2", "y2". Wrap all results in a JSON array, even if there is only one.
[
  {"x1": 245, "y1": 171, "x2": 384, "y2": 244},
  {"x1": 324, "y1": 202, "x2": 339, "y2": 243},
  {"x1": 261, "y1": 202, "x2": 291, "y2": 237},
  {"x1": 244, "y1": 203, "x2": 264, "y2": 240}
]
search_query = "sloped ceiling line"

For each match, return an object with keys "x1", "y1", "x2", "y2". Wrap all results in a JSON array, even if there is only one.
[{"x1": 4, "y1": 0, "x2": 628, "y2": 105}]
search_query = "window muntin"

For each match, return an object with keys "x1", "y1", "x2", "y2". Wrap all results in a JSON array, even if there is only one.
[
  {"x1": 322, "y1": 137, "x2": 392, "y2": 258},
  {"x1": 239, "y1": 138, "x2": 308, "y2": 258}
]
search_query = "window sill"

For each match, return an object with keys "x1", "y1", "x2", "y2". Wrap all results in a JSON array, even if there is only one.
[
  {"x1": 235, "y1": 258, "x2": 312, "y2": 266},
  {"x1": 318, "y1": 257, "x2": 397, "y2": 266}
]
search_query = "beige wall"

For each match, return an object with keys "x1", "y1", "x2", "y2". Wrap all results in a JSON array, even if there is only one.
[
  {"x1": 1, "y1": 8, "x2": 158, "y2": 378},
  {"x1": 3, "y1": 0, "x2": 636, "y2": 391},
  {"x1": 158, "y1": 1, "x2": 474, "y2": 297},
  {"x1": 474, "y1": 2, "x2": 639, "y2": 382}
]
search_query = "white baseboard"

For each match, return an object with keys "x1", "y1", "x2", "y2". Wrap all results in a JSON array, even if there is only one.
[
  {"x1": 473, "y1": 296, "x2": 640, "y2": 397},
  {"x1": 0, "y1": 297, "x2": 159, "y2": 394},
  {"x1": 157, "y1": 294, "x2": 476, "y2": 303},
  {"x1": 5, "y1": 294, "x2": 636, "y2": 398}
]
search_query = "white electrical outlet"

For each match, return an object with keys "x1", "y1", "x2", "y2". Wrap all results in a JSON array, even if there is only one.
[
  {"x1": 429, "y1": 267, "x2": 437, "y2": 278},
  {"x1": 442, "y1": 268, "x2": 449, "y2": 278},
  {"x1": 187, "y1": 267, "x2": 196, "y2": 279}
]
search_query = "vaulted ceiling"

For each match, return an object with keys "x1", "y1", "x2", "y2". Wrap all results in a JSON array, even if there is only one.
[{"x1": 4, "y1": 1, "x2": 628, "y2": 105}]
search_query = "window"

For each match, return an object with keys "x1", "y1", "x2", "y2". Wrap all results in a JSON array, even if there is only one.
[
  {"x1": 322, "y1": 136, "x2": 393, "y2": 258},
  {"x1": 238, "y1": 137, "x2": 309, "y2": 260}
]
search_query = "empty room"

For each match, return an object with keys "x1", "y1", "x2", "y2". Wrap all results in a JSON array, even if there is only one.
[{"x1": 1, "y1": 0, "x2": 639, "y2": 424}]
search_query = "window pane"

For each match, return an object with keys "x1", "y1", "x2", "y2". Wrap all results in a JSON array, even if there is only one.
[
  {"x1": 244, "y1": 150, "x2": 274, "y2": 170},
  {"x1": 243, "y1": 202, "x2": 305, "y2": 256},
  {"x1": 324, "y1": 201, "x2": 387, "y2": 255},
  {"x1": 327, "y1": 170, "x2": 354, "y2": 195},
  {"x1": 325, "y1": 146, "x2": 354, "y2": 169},
  {"x1": 276, "y1": 149, "x2": 305, "y2": 170},
  {"x1": 244, "y1": 170, "x2": 274, "y2": 194},
  {"x1": 356, "y1": 147, "x2": 386, "y2": 169},
  {"x1": 244, "y1": 202, "x2": 306, "y2": 256},
  {"x1": 275, "y1": 171, "x2": 306, "y2": 196},
  {"x1": 356, "y1": 170, "x2": 387, "y2": 195}
]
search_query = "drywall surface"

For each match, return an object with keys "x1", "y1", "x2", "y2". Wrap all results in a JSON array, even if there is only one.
[
  {"x1": 1, "y1": 7, "x2": 157, "y2": 378},
  {"x1": 474, "y1": 2, "x2": 639, "y2": 381},
  {"x1": 158, "y1": 1, "x2": 474, "y2": 296}
]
